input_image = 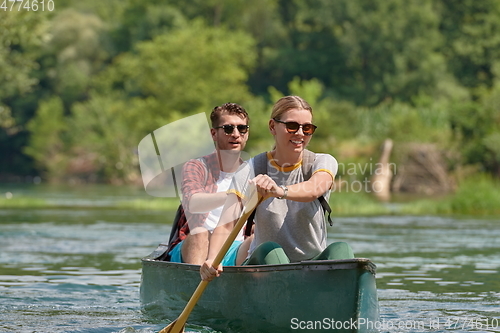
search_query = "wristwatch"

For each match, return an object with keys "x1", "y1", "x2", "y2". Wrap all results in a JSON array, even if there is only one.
[{"x1": 277, "y1": 185, "x2": 288, "y2": 199}]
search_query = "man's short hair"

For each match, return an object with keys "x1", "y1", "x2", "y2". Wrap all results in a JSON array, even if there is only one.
[{"x1": 210, "y1": 103, "x2": 249, "y2": 128}]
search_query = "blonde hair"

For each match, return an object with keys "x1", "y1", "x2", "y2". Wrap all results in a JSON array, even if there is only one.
[{"x1": 271, "y1": 96, "x2": 313, "y2": 120}]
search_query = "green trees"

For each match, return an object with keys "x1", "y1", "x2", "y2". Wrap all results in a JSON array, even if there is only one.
[
  {"x1": 103, "y1": 20, "x2": 255, "y2": 121},
  {"x1": 24, "y1": 97, "x2": 67, "y2": 180},
  {"x1": 439, "y1": 0, "x2": 500, "y2": 90},
  {"x1": 46, "y1": 9, "x2": 108, "y2": 104},
  {"x1": 0, "y1": 11, "x2": 46, "y2": 105},
  {"x1": 1, "y1": 0, "x2": 499, "y2": 183},
  {"x1": 451, "y1": 87, "x2": 500, "y2": 176},
  {"x1": 244, "y1": 0, "x2": 456, "y2": 105},
  {"x1": 64, "y1": 20, "x2": 256, "y2": 182},
  {"x1": 0, "y1": 11, "x2": 49, "y2": 176}
]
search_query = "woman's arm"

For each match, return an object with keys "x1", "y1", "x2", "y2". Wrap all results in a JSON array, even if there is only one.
[
  {"x1": 284, "y1": 171, "x2": 333, "y2": 202},
  {"x1": 252, "y1": 170, "x2": 334, "y2": 202}
]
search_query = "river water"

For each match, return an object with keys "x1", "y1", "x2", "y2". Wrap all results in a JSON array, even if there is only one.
[{"x1": 1, "y1": 184, "x2": 499, "y2": 333}]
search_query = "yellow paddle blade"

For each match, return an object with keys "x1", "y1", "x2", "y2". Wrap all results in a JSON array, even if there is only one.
[{"x1": 158, "y1": 319, "x2": 184, "y2": 333}]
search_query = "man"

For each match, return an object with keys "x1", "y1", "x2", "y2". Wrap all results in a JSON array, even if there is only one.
[{"x1": 168, "y1": 103, "x2": 252, "y2": 265}]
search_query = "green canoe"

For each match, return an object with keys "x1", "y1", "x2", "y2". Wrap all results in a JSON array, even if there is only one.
[{"x1": 140, "y1": 245, "x2": 379, "y2": 333}]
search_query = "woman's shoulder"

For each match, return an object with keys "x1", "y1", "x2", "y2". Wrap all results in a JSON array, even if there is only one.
[
  {"x1": 312, "y1": 152, "x2": 338, "y2": 174},
  {"x1": 313, "y1": 152, "x2": 337, "y2": 164}
]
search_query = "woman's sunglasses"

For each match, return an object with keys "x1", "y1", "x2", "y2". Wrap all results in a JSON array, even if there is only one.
[
  {"x1": 214, "y1": 124, "x2": 249, "y2": 135},
  {"x1": 273, "y1": 118, "x2": 317, "y2": 136}
]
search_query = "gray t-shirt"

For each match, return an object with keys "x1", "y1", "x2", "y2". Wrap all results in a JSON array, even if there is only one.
[{"x1": 228, "y1": 152, "x2": 338, "y2": 262}]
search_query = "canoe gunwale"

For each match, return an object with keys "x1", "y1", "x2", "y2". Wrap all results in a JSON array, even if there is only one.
[{"x1": 141, "y1": 257, "x2": 376, "y2": 275}]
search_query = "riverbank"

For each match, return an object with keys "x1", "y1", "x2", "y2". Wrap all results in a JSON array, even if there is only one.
[{"x1": 1, "y1": 175, "x2": 499, "y2": 217}]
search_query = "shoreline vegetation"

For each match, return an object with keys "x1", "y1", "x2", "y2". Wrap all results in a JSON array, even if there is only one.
[
  {"x1": 3, "y1": 2, "x2": 500, "y2": 188},
  {"x1": 1, "y1": 175, "x2": 499, "y2": 218}
]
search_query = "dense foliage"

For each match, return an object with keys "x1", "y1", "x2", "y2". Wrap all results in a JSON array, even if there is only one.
[{"x1": 1, "y1": 0, "x2": 499, "y2": 184}]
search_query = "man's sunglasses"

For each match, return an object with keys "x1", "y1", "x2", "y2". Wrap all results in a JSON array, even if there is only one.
[
  {"x1": 273, "y1": 118, "x2": 317, "y2": 136},
  {"x1": 214, "y1": 124, "x2": 249, "y2": 135}
]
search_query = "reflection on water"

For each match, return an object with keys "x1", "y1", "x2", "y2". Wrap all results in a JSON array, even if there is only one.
[{"x1": 0, "y1": 185, "x2": 499, "y2": 332}]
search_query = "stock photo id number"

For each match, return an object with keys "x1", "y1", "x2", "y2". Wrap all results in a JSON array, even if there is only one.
[{"x1": 1, "y1": 0, "x2": 55, "y2": 11}]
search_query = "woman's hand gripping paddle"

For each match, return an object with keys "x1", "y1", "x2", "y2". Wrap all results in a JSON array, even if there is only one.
[{"x1": 159, "y1": 189, "x2": 263, "y2": 333}]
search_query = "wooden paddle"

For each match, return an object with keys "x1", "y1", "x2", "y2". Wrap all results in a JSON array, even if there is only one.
[{"x1": 159, "y1": 189, "x2": 263, "y2": 333}]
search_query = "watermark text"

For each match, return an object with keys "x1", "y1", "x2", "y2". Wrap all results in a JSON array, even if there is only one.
[{"x1": 290, "y1": 317, "x2": 500, "y2": 331}]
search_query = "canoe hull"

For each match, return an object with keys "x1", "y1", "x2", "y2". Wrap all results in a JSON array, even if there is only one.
[{"x1": 140, "y1": 256, "x2": 378, "y2": 333}]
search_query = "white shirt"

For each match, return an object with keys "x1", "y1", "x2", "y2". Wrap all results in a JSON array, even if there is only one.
[{"x1": 204, "y1": 171, "x2": 245, "y2": 241}]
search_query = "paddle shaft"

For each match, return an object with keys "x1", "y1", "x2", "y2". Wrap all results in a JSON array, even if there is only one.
[{"x1": 159, "y1": 194, "x2": 263, "y2": 333}]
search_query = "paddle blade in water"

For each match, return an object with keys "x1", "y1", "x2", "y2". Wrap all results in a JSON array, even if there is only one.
[{"x1": 158, "y1": 319, "x2": 184, "y2": 333}]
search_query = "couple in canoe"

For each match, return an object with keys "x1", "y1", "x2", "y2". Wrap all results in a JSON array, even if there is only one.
[{"x1": 167, "y1": 96, "x2": 354, "y2": 281}]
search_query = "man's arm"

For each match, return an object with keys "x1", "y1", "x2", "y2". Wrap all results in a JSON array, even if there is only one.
[
  {"x1": 200, "y1": 193, "x2": 242, "y2": 281},
  {"x1": 182, "y1": 158, "x2": 226, "y2": 213},
  {"x1": 188, "y1": 191, "x2": 228, "y2": 213}
]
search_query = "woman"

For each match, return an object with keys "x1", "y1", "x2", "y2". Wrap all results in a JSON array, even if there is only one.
[{"x1": 201, "y1": 96, "x2": 353, "y2": 281}]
